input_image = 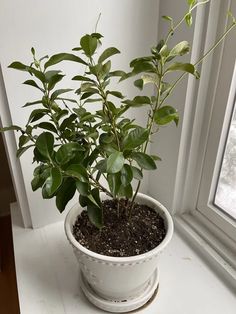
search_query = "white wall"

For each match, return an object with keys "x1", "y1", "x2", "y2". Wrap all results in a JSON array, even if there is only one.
[{"x1": 0, "y1": 0, "x2": 159, "y2": 228}]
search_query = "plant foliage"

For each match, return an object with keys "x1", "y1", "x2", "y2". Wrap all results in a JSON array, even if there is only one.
[{"x1": 1, "y1": 1, "x2": 235, "y2": 228}]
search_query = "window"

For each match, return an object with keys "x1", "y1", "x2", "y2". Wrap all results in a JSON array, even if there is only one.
[
  {"x1": 196, "y1": 1, "x2": 236, "y2": 242},
  {"x1": 214, "y1": 95, "x2": 236, "y2": 220}
]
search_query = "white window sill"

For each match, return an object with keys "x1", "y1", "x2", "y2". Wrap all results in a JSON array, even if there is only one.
[{"x1": 11, "y1": 203, "x2": 236, "y2": 314}]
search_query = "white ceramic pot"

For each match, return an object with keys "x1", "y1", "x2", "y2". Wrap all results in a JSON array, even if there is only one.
[{"x1": 65, "y1": 193, "x2": 174, "y2": 313}]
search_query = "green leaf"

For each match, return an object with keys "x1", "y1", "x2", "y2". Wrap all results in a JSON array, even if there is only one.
[
  {"x1": 187, "y1": 0, "x2": 196, "y2": 5},
  {"x1": 134, "y1": 79, "x2": 144, "y2": 90},
  {"x1": 169, "y1": 41, "x2": 190, "y2": 57},
  {"x1": 72, "y1": 75, "x2": 95, "y2": 82},
  {"x1": 107, "y1": 91, "x2": 124, "y2": 99},
  {"x1": 131, "y1": 152, "x2": 156, "y2": 170},
  {"x1": 87, "y1": 202, "x2": 103, "y2": 229},
  {"x1": 23, "y1": 80, "x2": 43, "y2": 91},
  {"x1": 44, "y1": 53, "x2": 87, "y2": 69},
  {"x1": 56, "y1": 178, "x2": 76, "y2": 213},
  {"x1": 98, "y1": 47, "x2": 120, "y2": 63},
  {"x1": 50, "y1": 89, "x2": 73, "y2": 101},
  {"x1": 55, "y1": 142, "x2": 84, "y2": 165},
  {"x1": 118, "y1": 183, "x2": 133, "y2": 199},
  {"x1": 23, "y1": 100, "x2": 43, "y2": 108},
  {"x1": 80, "y1": 34, "x2": 97, "y2": 57},
  {"x1": 59, "y1": 114, "x2": 77, "y2": 131},
  {"x1": 8, "y1": 61, "x2": 30, "y2": 71},
  {"x1": 35, "y1": 132, "x2": 54, "y2": 159},
  {"x1": 76, "y1": 180, "x2": 89, "y2": 196},
  {"x1": 0, "y1": 125, "x2": 22, "y2": 132},
  {"x1": 120, "y1": 164, "x2": 133, "y2": 186},
  {"x1": 142, "y1": 74, "x2": 159, "y2": 87},
  {"x1": 154, "y1": 105, "x2": 179, "y2": 126},
  {"x1": 44, "y1": 167, "x2": 62, "y2": 196},
  {"x1": 123, "y1": 96, "x2": 150, "y2": 107},
  {"x1": 131, "y1": 166, "x2": 143, "y2": 180},
  {"x1": 107, "y1": 151, "x2": 124, "y2": 174},
  {"x1": 166, "y1": 62, "x2": 195, "y2": 75},
  {"x1": 44, "y1": 70, "x2": 61, "y2": 81},
  {"x1": 132, "y1": 61, "x2": 155, "y2": 74},
  {"x1": 37, "y1": 122, "x2": 57, "y2": 133},
  {"x1": 48, "y1": 74, "x2": 65, "y2": 90},
  {"x1": 159, "y1": 44, "x2": 169, "y2": 57},
  {"x1": 19, "y1": 134, "x2": 30, "y2": 147},
  {"x1": 8, "y1": 62, "x2": 45, "y2": 82},
  {"x1": 66, "y1": 164, "x2": 88, "y2": 182},
  {"x1": 31, "y1": 175, "x2": 45, "y2": 192},
  {"x1": 107, "y1": 173, "x2": 121, "y2": 197},
  {"x1": 108, "y1": 70, "x2": 126, "y2": 78},
  {"x1": 123, "y1": 127, "x2": 149, "y2": 149},
  {"x1": 162, "y1": 15, "x2": 173, "y2": 22},
  {"x1": 95, "y1": 159, "x2": 107, "y2": 173},
  {"x1": 28, "y1": 109, "x2": 48, "y2": 123},
  {"x1": 185, "y1": 13, "x2": 193, "y2": 26}
]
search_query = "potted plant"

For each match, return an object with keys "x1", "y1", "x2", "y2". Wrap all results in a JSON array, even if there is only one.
[{"x1": 1, "y1": 1, "x2": 235, "y2": 312}]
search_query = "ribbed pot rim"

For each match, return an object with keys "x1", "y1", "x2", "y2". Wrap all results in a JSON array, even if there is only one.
[{"x1": 64, "y1": 192, "x2": 174, "y2": 263}]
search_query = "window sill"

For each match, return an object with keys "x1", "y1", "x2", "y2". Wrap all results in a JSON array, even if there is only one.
[
  {"x1": 11, "y1": 203, "x2": 236, "y2": 314},
  {"x1": 175, "y1": 211, "x2": 236, "y2": 291}
]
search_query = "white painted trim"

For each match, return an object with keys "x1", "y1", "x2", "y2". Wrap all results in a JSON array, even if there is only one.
[
  {"x1": 175, "y1": 214, "x2": 236, "y2": 291},
  {"x1": 171, "y1": 2, "x2": 209, "y2": 214},
  {"x1": 0, "y1": 64, "x2": 32, "y2": 228}
]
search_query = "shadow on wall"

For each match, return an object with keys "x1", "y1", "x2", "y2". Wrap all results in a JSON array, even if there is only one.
[{"x1": 0, "y1": 133, "x2": 16, "y2": 215}]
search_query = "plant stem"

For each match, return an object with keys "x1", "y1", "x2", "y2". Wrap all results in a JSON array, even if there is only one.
[
  {"x1": 165, "y1": 0, "x2": 210, "y2": 44},
  {"x1": 162, "y1": 21, "x2": 236, "y2": 105}
]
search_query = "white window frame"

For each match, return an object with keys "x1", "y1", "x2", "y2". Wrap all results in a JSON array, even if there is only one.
[{"x1": 172, "y1": 0, "x2": 236, "y2": 287}]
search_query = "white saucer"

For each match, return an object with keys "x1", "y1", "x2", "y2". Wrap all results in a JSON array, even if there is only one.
[{"x1": 79, "y1": 268, "x2": 159, "y2": 313}]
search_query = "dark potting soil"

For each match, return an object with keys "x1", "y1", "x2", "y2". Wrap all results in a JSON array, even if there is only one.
[{"x1": 73, "y1": 199, "x2": 166, "y2": 257}]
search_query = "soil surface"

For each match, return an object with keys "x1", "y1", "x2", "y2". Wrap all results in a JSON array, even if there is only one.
[{"x1": 73, "y1": 199, "x2": 166, "y2": 257}]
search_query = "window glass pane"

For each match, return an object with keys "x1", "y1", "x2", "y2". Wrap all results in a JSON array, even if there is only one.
[{"x1": 214, "y1": 96, "x2": 236, "y2": 220}]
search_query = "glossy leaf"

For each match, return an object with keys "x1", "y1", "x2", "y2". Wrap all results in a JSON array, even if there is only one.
[
  {"x1": 87, "y1": 202, "x2": 103, "y2": 229},
  {"x1": 185, "y1": 13, "x2": 193, "y2": 26},
  {"x1": 50, "y1": 89, "x2": 73, "y2": 101},
  {"x1": 134, "y1": 79, "x2": 144, "y2": 90},
  {"x1": 120, "y1": 164, "x2": 133, "y2": 186},
  {"x1": 154, "y1": 106, "x2": 179, "y2": 126},
  {"x1": 80, "y1": 34, "x2": 97, "y2": 57},
  {"x1": 48, "y1": 74, "x2": 65, "y2": 90},
  {"x1": 23, "y1": 100, "x2": 43, "y2": 108},
  {"x1": 107, "y1": 151, "x2": 124, "y2": 174},
  {"x1": 98, "y1": 47, "x2": 120, "y2": 63},
  {"x1": 169, "y1": 41, "x2": 190, "y2": 57},
  {"x1": 165, "y1": 62, "x2": 195, "y2": 75},
  {"x1": 107, "y1": 91, "x2": 124, "y2": 99},
  {"x1": 131, "y1": 152, "x2": 156, "y2": 170},
  {"x1": 28, "y1": 109, "x2": 48, "y2": 123},
  {"x1": 76, "y1": 180, "x2": 89, "y2": 196},
  {"x1": 56, "y1": 178, "x2": 76, "y2": 213},
  {"x1": 122, "y1": 96, "x2": 150, "y2": 107},
  {"x1": 44, "y1": 167, "x2": 62, "y2": 196},
  {"x1": 37, "y1": 122, "x2": 57, "y2": 133},
  {"x1": 131, "y1": 166, "x2": 143, "y2": 180},
  {"x1": 55, "y1": 142, "x2": 84, "y2": 165},
  {"x1": 35, "y1": 132, "x2": 54, "y2": 159},
  {"x1": 72, "y1": 75, "x2": 95, "y2": 82},
  {"x1": 23, "y1": 79, "x2": 43, "y2": 91},
  {"x1": 123, "y1": 127, "x2": 149, "y2": 149},
  {"x1": 118, "y1": 183, "x2": 133, "y2": 198},
  {"x1": 107, "y1": 173, "x2": 121, "y2": 197},
  {"x1": 66, "y1": 164, "x2": 88, "y2": 182},
  {"x1": 44, "y1": 53, "x2": 87, "y2": 69}
]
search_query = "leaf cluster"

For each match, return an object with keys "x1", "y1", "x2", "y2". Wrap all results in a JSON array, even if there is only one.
[{"x1": 1, "y1": 1, "x2": 234, "y2": 228}]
